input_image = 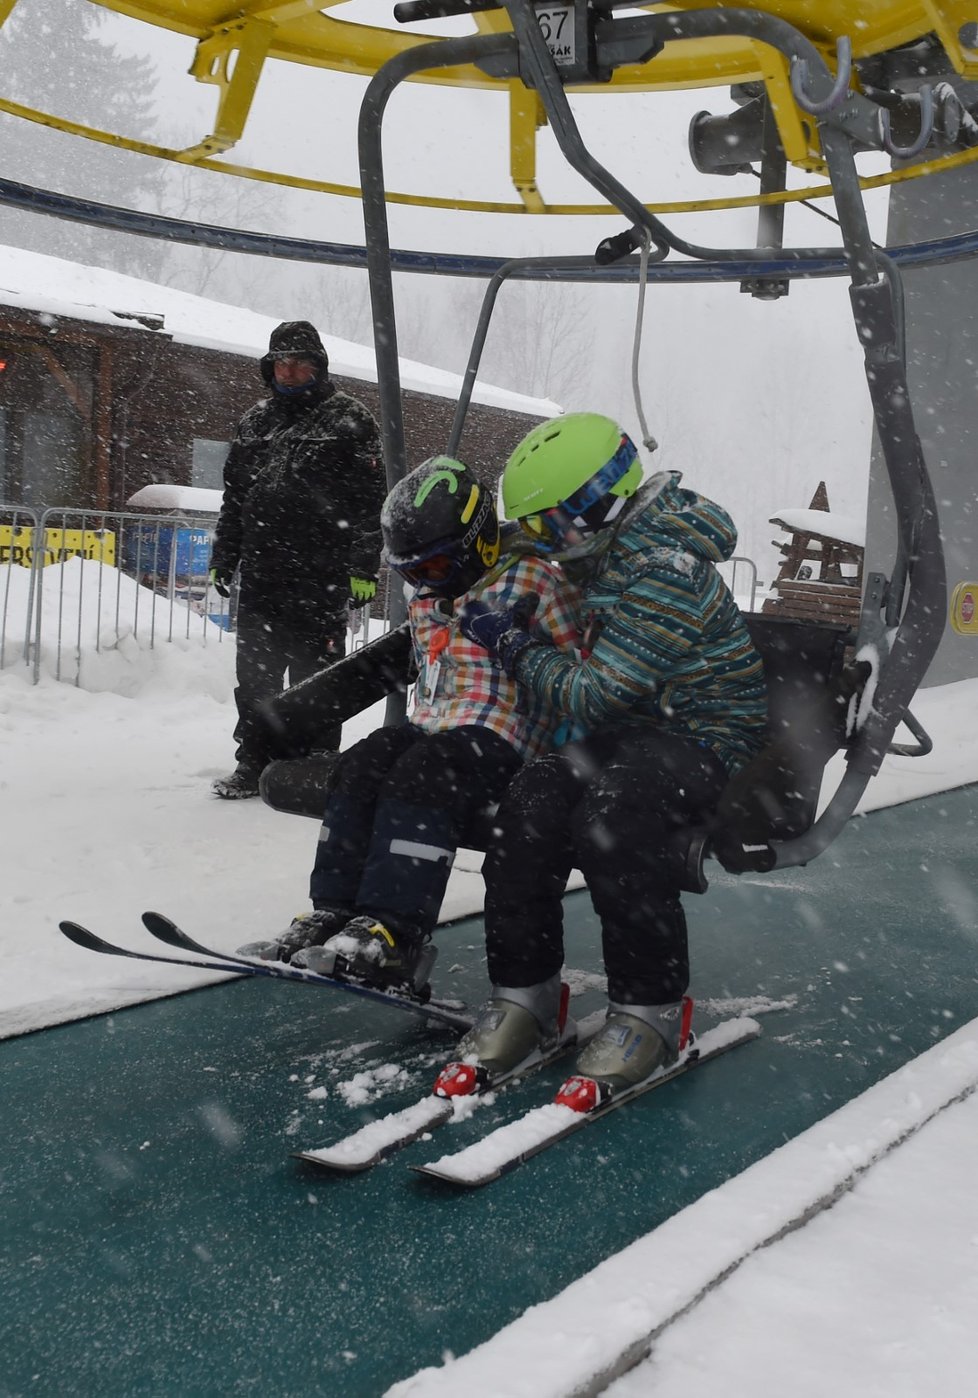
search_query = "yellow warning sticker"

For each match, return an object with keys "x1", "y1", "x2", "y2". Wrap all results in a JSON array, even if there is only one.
[{"x1": 949, "y1": 581, "x2": 978, "y2": 635}]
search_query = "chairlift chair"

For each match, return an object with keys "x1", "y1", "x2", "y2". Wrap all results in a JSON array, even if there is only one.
[{"x1": 346, "y1": 0, "x2": 946, "y2": 885}]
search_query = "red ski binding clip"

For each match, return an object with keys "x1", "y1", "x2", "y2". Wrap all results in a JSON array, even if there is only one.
[
  {"x1": 554, "y1": 1075, "x2": 605, "y2": 1114},
  {"x1": 433, "y1": 1061, "x2": 485, "y2": 1098}
]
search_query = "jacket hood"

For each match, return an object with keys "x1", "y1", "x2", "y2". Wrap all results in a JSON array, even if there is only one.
[
  {"x1": 616, "y1": 471, "x2": 738, "y2": 564},
  {"x1": 260, "y1": 321, "x2": 329, "y2": 386}
]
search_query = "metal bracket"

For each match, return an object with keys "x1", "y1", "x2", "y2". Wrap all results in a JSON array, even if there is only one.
[
  {"x1": 888, "y1": 707, "x2": 934, "y2": 758},
  {"x1": 181, "y1": 19, "x2": 274, "y2": 161},
  {"x1": 878, "y1": 84, "x2": 935, "y2": 159},
  {"x1": 790, "y1": 35, "x2": 852, "y2": 116}
]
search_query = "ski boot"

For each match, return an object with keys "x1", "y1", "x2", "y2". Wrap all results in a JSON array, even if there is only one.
[
  {"x1": 443, "y1": 974, "x2": 570, "y2": 1093},
  {"x1": 211, "y1": 762, "x2": 261, "y2": 800},
  {"x1": 295, "y1": 916, "x2": 437, "y2": 998},
  {"x1": 564, "y1": 997, "x2": 694, "y2": 1108},
  {"x1": 237, "y1": 908, "x2": 351, "y2": 963}
]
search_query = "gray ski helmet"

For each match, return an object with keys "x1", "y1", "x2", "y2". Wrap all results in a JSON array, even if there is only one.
[{"x1": 382, "y1": 457, "x2": 500, "y2": 597}]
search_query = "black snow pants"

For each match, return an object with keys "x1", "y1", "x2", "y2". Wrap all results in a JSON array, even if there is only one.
[
  {"x1": 482, "y1": 726, "x2": 729, "y2": 1005},
  {"x1": 309, "y1": 723, "x2": 522, "y2": 939},
  {"x1": 233, "y1": 606, "x2": 346, "y2": 769}
]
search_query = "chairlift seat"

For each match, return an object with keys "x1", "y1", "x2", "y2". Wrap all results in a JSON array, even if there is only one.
[
  {"x1": 259, "y1": 616, "x2": 868, "y2": 892},
  {"x1": 258, "y1": 751, "x2": 501, "y2": 849},
  {"x1": 673, "y1": 615, "x2": 867, "y2": 892}
]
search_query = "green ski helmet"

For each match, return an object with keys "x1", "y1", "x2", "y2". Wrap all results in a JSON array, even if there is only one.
[
  {"x1": 502, "y1": 412, "x2": 643, "y2": 556},
  {"x1": 382, "y1": 456, "x2": 500, "y2": 598}
]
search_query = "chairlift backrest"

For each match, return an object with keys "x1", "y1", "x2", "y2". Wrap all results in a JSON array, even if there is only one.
[{"x1": 675, "y1": 616, "x2": 870, "y2": 892}]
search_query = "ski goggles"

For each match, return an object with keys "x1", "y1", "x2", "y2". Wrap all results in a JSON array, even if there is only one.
[
  {"x1": 518, "y1": 436, "x2": 638, "y2": 553},
  {"x1": 388, "y1": 540, "x2": 463, "y2": 589}
]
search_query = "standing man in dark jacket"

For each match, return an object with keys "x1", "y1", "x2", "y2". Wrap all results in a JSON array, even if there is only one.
[{"x1": 209, "y1": 321, "x2": 385, "y2": 798}]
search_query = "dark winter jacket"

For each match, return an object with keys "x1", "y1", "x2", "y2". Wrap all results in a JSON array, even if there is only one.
[
  {"x1": 211, "y1": 322, "x2": 385, "y2": 627},
  {"x1": 516, "y1": 473, "x2": 768, "y2": 774}
]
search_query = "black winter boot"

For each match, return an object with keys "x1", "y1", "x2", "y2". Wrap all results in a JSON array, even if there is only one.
[
  {"x1": 238, "y1": 908, "x2": 352, "y2": 962},
  {"x1": 212, "y1": 762, "x2": 262, "y2": 799},
  {"x1": 299, "y1": 916, "x2": 437, "y2": 996}
]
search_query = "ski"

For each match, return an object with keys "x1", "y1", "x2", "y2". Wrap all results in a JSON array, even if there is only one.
[
  {"x1": 139, "y1": 911, "x2": 469, "y2": 1027},
  {"x1": 140, "y1": 911, "x2": 470, "y2": 1029},
  {"x1": 56, "y1": 916, "x2": 471, "y2": 1031},
  {"x1": 294, "y1": 1095, "x2": 455, "y2": 1173},
  {"x1": 292, "y1": 1006, "x2": 603, "y2": 1174},
  {"x1": 411, "y1": 1016, "x2": 761, "y2": 1188}
]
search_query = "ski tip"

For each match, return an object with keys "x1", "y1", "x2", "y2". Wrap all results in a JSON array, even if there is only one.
[
  {"x1": 58, "y1": 919, "x2": 99, "y2": 947},
  {"x1": 291, "y1": 1150, "x2": 374, "y2": 1174},
  {"x1": 409, "y1": 1163, "x2": 496, "y2": 1189}
]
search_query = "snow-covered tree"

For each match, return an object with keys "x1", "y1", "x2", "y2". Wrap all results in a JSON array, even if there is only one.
[{"x1": 0, "y1": 0, "x2": 166, "y2": 276}]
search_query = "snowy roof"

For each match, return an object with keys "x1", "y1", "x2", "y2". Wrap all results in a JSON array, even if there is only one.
[
  {"x1": 770, "y1": 507, "x2": 865, "y2": 549},
  {"x1": 0, "y1": 243, "x2": 562, "y2": 418}
]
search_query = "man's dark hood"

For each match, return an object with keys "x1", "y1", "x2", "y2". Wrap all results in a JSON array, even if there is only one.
[{"x1": 260, "y1": 321, "x2": 330, "y2": 388}]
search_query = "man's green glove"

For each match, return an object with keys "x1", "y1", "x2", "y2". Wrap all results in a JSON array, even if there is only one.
[
  {"x1": 349, "y1": 576, "x2": 377, "y2": 608},
  {"x1": 209, "y1": 566, "x2": 233, "y2": 599}
]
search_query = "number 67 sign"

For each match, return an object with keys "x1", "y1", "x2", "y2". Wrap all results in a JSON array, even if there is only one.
[{"x1": 536, "y1": 5, "x2": 576, "y2": 66}]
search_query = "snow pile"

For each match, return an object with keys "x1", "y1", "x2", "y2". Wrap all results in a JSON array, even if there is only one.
[
  {"x1": 2, "y1": 555, "x2": 233, "y2": 696},
  {"x1": 336, "y1": 1062, "x2": 411, "y2": 1107}
]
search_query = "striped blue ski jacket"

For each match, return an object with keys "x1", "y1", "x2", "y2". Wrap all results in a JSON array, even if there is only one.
[{"x1": 516, "y1": 473, "x2": 768, "y2": 774}]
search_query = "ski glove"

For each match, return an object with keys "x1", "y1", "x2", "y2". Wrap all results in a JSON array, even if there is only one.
[
  {"x1": 349, "y1": 576, "x2": 377, "y2": 608},
  {"x1": 209, "y1": 566, "x2": 233, "y2": 599},
  {"x1": 458, "y1": 594, "x2": 539, "y2": 677}
]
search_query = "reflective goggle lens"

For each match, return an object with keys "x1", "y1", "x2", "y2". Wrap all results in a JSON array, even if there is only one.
[{"x1": 394, "y1": 553, "x2": 456, "y2": 586}]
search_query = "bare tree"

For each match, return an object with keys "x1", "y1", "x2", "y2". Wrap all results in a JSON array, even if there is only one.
[
  {"x1": 151, "y1": 160, "x2": 283, "y2": 301},
  {"x1": 384, "y1": 273, "x2": 588, "y2": 406},
  {"x1": 301, "y1": 265, "x2": 374, "y2": 345}
]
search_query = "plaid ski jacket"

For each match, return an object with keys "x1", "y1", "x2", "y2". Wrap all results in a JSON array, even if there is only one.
[{"x1": 408, "y1": 554, "x2": 580, "y2": 761}]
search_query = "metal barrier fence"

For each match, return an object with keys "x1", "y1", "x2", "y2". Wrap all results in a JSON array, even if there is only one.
[
  {"x1": 719, "y1": 554, "x2": 759, "y2": 612},
  {"x1": 0, "y1": 502, "x2": 40, "y2": 671},
  {"x1": 1, "y1": 502, "x2": 759, "y2": 686},
  {"x1": 1, "y1": 505, "x2": 233, "y2": 684}
]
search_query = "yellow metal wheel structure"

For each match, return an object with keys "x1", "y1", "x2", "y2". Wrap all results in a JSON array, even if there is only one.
[{"x1": 2, "y1": 1, "x2": 978, "y2": 211}]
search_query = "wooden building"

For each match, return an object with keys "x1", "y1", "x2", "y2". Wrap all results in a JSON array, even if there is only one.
[
  {"x1": 762, "y1": 482, "x2": 865, "y2": 626},
  {"x1": 0, "y1": 245, "x2": 559, "y2": 513}
]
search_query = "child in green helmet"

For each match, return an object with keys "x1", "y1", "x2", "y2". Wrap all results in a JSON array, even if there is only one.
[{"x1": 453, "y1": 412, "x2": 768, "y2": 1097}]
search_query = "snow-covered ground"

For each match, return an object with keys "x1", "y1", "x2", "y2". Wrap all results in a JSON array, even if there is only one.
[{"x1": 4, "y1": 567, "x2": 978, "y2": 1395}]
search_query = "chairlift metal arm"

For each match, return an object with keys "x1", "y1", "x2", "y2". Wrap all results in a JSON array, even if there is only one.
[
  {"x1": 499, "y1": 2, "x2": 672, "y2": 262},
  {"x1": 887, "y1": 707, "x2": 934, "y2": 759},
  {"x1": 766, "y1": 273, "x2": 944, "y2": 862},
  {"x1": 357, "y1": 28, "x2": 516, "y2": 510},
  {"x1": 771, "y1": 689, "x2": 935, "y2": 871},
  {"x1": 358, "y1": 5, "x2": 867, "y2": 490}
]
